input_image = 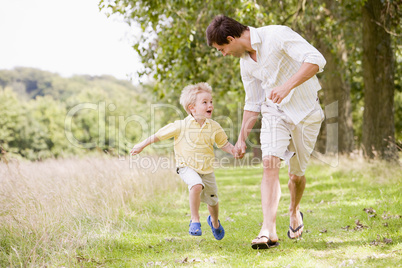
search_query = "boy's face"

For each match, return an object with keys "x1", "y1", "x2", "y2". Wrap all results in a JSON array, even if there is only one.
[{"x1": 190, "y1": 92, "x2": 214, "y2": 119}]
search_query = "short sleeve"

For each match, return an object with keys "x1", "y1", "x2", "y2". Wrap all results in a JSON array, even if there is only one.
[
  {"x1": 155, "y1": 121, "x2": 181, "y2": 141},
  {"x1": 213, "y1": 123, "x2": 228, "y2": 148}
]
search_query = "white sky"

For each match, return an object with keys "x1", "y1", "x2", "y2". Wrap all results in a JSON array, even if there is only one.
[{"x1": 0, "y1": 0, "x2": 142, "y2": 83}]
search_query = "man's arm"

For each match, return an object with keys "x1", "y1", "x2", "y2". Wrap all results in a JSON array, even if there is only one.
[
  {"x1": 234, "y1": 110, "x2": 260, "y2": 158},
  {"x1": 268, "y1": 62, "x2": 319, "y2": 104}
]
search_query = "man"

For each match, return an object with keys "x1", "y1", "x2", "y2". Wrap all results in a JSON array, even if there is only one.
[{"x1": 206, "y1": 15, "x2": 326, "y2": 249}]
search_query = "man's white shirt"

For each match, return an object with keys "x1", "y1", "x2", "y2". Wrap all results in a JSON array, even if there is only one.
[{"x1": 240, "y1": 25, "x2": 326, "y2": 125}]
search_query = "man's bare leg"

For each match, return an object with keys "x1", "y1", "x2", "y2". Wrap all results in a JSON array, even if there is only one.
[
  {"x1": 252, "y1": 156, "x2": 281, "y2": 244},
  {"x1": 288, "y1": 173, "x2": 305, "y2": 238}
]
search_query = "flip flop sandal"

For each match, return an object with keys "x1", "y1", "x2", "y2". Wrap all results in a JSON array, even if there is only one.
[
  {"x1": 207, "y1": 215, "x2": 225, "y2": 240},
  {"x1": 287, "y1": 211, "x2": 304, "y2": 239},
  {"x1": 189, "y1": 221, "x2": 202, "y2": 236},
  {"x1": 251, "y1": 235, "x2": 280, "y2": 249}
]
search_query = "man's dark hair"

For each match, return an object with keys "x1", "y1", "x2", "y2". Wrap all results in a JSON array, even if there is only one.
[{"x1": 206, "y1": 15, "x2": 248, "y2": 46}]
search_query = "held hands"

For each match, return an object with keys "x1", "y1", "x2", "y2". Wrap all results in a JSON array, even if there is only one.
[
  {"x1": 268, "y1": 85, "x2": 292, "y2": 104},
  {"x1": 233, "y1": 140, "x2": 247, "y2": 159}
]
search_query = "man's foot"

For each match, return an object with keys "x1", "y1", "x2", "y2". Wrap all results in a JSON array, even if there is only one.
[
  {"x1": 189, "y1": 221, "x2": 202, "y2": 236},
  {"x1": 251, "y1": 235, "x2": 279, "y2": 249},
  {"x1": 288, "y1": 211, "x2": 304, "y2": 239}
]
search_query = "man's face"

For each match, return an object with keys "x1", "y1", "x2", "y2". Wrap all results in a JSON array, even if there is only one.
[{"x1": 213, "y1": 37, "x2": 245, "y2": 58}]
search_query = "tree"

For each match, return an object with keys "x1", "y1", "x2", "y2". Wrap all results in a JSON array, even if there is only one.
[
  {"x1": 293, "y1": 0, "x2": 358, "y2": 155},
  {"x1": 99, "y1": 1, "x2": 257, "y2": 155},
  {"x1": 0, "y1": 88, "x2": 24, "y2": 157},
  {"x1": 99, "y1": 1, "x2": 318, "y2": 152},
  {"x1": 362, "y1": 0, "x2": 399, "y2": 160},
  {"x1": 0, "y1": 68, "x2": 154, "y2": 160}
]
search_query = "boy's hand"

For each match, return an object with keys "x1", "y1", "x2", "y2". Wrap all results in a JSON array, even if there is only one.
[
  {"x1": 234, "y1": 140, "x2": 246, "y2": 159},
  {"x1": 231, "y1": 147, "x2": 237, "y2": 157},
  {"x1": 130, "y1": 144, "x2": 144, "y2": 155}
]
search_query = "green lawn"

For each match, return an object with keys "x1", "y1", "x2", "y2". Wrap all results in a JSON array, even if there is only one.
[{"x1": 1, "y1": 157, "x2": 401, "y2": 267}]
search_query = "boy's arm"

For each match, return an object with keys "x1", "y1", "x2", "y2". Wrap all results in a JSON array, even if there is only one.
[
  {"x1": 220, "y1": 141, "x2": 235, "y2": 156},
  {"x1": 130, "y1": 134, "x2": 160, "y2": 155}
]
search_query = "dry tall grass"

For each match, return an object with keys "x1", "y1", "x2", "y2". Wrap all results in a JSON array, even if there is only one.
[{"x1": 0, "y1": 156, "x2": 182, "y2": 266}]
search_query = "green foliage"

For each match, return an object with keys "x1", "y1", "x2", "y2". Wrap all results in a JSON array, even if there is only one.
[
  {"x1": 101, "y1": 0, "x2": 245, "y2": 99},
  {"x1": 0, "y1": 88, "x2": 25, "y2": 156},
  {"x1": 99, "y1": 0, "x2": 302, "y2": 147},
  {"x1": 1, "y1": 0, "x2": 401, "y2": 159},
  {"x1": 0, "y1": 68, "x2": 154, "y2": 160},
  {"x1": 101, "y1": 0, "x2": 402, "y2": 152}
]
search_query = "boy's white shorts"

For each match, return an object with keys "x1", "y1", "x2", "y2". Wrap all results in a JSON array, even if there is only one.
[
  {"x1": 177, "y1": 167, "x2": 218, "y2": 206},
  {"x1": 260, "y1": 99, "x2": 324, "y2": 176}
]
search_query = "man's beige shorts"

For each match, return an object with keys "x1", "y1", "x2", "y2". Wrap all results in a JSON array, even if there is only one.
[
  {"x1": 177, "y1": 167, "x2": 219, "y2": 206},
  {"x1": 260, "y1": 100, "x2": 324, "y2": 176}
]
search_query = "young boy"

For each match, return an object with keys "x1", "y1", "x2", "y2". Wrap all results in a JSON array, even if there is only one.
[{"x1": 130, "y1": 82, "x2": 235, "y2": 240}]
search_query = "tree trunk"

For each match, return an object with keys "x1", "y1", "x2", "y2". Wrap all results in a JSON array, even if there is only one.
[
  {"x1": 362, "y1": 0, "x2": 398, "y2": 160},
  {"x1": 319, "y1": 44, "x2": 354, "y2": 155},
  {"x1": 304, "y1": 10, "x2": 354, "y2": 155}
]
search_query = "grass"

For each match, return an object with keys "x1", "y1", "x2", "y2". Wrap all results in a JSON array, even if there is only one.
[{"x1": 0, "y1": 156, "x2": 401, "y2": 267}]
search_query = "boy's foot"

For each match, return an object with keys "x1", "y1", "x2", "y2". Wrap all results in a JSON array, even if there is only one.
[
  {"x1": 251, "y1": 235, "x2": 279, "y2": 249},
  {"x1": 287, "y1": 211, "x2": 304, "y2": 239},
  {"x1": 189, "y1": 221, "x2": 202, "y2": 236},
  {"x1": 207, "y1": 215, "x2": 225, "y2": 240}
]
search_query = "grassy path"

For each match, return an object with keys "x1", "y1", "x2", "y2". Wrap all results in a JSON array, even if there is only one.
[
  {"x1": 86, "y1": 159, "x2": 401, "y2": 267},
  {"x1": 1, "y1": 157, "x2": 401, "y2": 267}
]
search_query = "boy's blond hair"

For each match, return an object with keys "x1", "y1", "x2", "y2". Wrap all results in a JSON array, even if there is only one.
[{"x1": 180, "y1": 82, "x2": 213, "y2": 115}]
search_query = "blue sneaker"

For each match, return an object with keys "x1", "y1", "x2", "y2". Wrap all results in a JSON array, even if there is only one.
[
  {"x1": 189, "y1": 221, "x2": 202, "y2": 236},
  {"x1": 207, "y1": 215, "x2": 225, "y2": 240}
]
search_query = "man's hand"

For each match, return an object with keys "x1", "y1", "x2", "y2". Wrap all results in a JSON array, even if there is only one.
[
  {"x1": 234, "y1": 110, "x2": 259, "y2": 159},
  {"x1": 234, "y1": 140, "x2": 247, "y2": 159},
  {"x1": 130, "y1": 144, "x2": 144, "y2": 155},
  {"x1": 268, "y1": 85, "x2": 292, "y2": 104},
  {"x1": 269, "y1": 62, "x2": 320, "y2": 104}
]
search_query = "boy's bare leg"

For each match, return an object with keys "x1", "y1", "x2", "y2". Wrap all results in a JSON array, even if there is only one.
[
  {"x1": 288, "y1": 173, "x2": 305, "y2": 238},
  {"x1": 189, "y1": 184, "x2": 203, "y2": 222},
  {"x1": 252, "y1": 156, "x2": 281, "y2": 243},
  {"x1": 207, "y1": 203, "x2": 220, "y2": 228}
]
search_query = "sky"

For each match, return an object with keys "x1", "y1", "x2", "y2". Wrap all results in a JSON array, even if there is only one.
[{"x1": 0, "y1": 0, "x2": 142, "y2": 83}]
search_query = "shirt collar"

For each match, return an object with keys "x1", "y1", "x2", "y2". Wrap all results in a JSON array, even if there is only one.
[
  {"x1": 241, "y1": 26, "x2": 260, "y2": 60},
  {"x1": 248, "y1": 26, "x2": 261, "y2": 50},
  {"x1": 186, "y1": 115, "x2": 210, "y2": 126}
]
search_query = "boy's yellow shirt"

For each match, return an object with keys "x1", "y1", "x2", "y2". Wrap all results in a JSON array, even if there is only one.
[{"x1": 155, "y1": 115, "x2": 228, "y2": 174}]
